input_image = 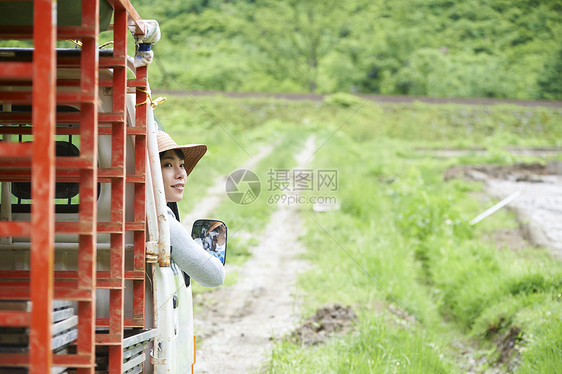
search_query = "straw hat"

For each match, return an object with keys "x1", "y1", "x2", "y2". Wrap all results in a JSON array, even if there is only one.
[
  {"x1": 157, "y1": 131, "x2": 207, "y2": 177},
  {"x1": 208, "y1": 220, "x2": 225, "y2": 233}
]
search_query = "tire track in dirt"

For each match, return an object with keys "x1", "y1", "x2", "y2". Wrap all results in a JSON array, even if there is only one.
[{"x1": 192, "y1": 135, "x2": 316, "y2": 374}]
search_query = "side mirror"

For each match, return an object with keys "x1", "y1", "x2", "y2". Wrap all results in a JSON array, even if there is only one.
[{"x1": 191, "y1": 219, "x2": 227, "y2": 265}]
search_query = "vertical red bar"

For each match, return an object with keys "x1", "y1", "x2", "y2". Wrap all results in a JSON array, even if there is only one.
[
  {"x1": 77, "y1": 0, "x2": 99, "y2": 373},
  {"x1": 108, "y1": 7, "x2": 127, "y2": 374},
  {"x1": 30, "y1": 0, "x2": 56, "y2": 372},
  {"x1": 133, "y1": 65, "x2": 147, "y2": 325}
]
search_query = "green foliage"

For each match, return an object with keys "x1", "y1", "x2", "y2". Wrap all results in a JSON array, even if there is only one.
[
  {"x1": 537, "y1": 45, "x2": 562, "y2": 99},
  {"x1": 243, "y1": 0, "x2": 349, "y2": 93},
  {"x1": 323, "y1": 93, "x2": 365, "y2": 108},
  {"x1": 155, "y1": 96, "x2": 562, "y2": 371},
  {"x1": 266, "y1": 320, "x2": 452, "y2": 373},
  {"x1": 1, "y1": 0, "x2": 560, "y2": 98},
  {"x1": 517, "y1": 305, "x2": 562, "y2": 374},
  {"x1": 128, "y1": 0, "x2": 562, "y2": 99}
]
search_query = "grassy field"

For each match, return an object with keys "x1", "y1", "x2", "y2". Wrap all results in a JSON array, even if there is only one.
[{"x1": 157, "y1": 94, "x2": 562, "y2": 373}]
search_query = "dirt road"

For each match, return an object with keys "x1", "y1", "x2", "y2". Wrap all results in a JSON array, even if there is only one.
[{"x1": 190, "y1": 136, "x2": 316, "y2": 373}]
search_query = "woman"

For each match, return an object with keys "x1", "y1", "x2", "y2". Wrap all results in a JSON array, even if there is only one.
[{"x1": 157, "y1": 130, "x2": 225, "y2": 287}]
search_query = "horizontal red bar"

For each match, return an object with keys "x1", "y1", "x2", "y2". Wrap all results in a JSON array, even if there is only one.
[
  {"x1": 0, "y1": 112, "x2": 124, "y2": 125},
  {"x1": 0, "y1": 169, "x2": 145, "y2": 183},
  {"x1": 55, "y1": 156, "x2": 95, "y2": 169},
  {"x1": 95, "y1": 332, "x2": 123, "y2": 346},
  {"x1": 96, "y1": 317, "x2": 144, "y2": 328},
  {"x1": 99, "y1": 56, "x2": 126, "y2": 68},
  {"x1": 57, "y1": 91, "x2": 96, "y2": 105},
  {"x1": 0, "y1": 145, "x2": 90, "y2": 169},
  {"x1": 0, "y1": 310, "x2": 30, "y2": 327},
  {"x1": 0, "y1": 62, "x2": 32, "y2": 80},
  {"x1": 55, "y1": 287, "x2": 92, "y2": 301},
  {"x1": 0, "y1": 353, "x2": 27, "y2": 367},
  {"x1": 127, "y1": 79, "x2": 148, "y2": 87},
  {"x1": 56, "y1": 79, "x2": 115, "y2": 87},
  {"x1": 0, "y1": 141, "x2": 32, "y2": 158},
  {"x1": 57, "y1": 26, "x2": 97, "y2": 40},
  {"x1": 96, "y1": 222, "x2": 146, "y2": 233},
  {"x1": 0, "y1": 26, "x2": 96, "y2": 40},
  {"x1": 97, "y1": 222, "x2": 124, "y2": 233},
  {"x1": 126, "y1": 174, "x2": 145, "y2": 183},
  {"x1": 0, "y1": 280, "x2": 76, "y2": 291},
  {"x1": 0, "y1": 270, "x2": 144, "y2": 281},
  {"x1": 0, "y1": 285, "x2": 89, "y2": 300},
  {"x1": 0, "y1": 125, "x2": 135, "y2": 138},
  {"x1": 0, "y1": 352, "x2": 93, "y2": 369},
  {"x1": 0, "y1": 285, "x2": 30, "y2": 299},
  {"x1": 55, "y1": 56, "x2": 126, "y2": 69},
  {"x1": 98, "y1": 167, "x2": 125, "y2": 178},
  {"x1": 125, "y1": 222, "x2": 145, "y2": 231},
  {"x1": 96, "y1": 279, "x2": 123, "y2": 289},
  {"x1": 99, "y1": 112, "x2": 126, "y2": 124},
  {"x1": 126, "y1": 127, "x2": 147, "y2": 135},
  {"x1": 0, "y1": 79, "x2": 123, "y2": 88},
  {"x1": 0, "y1": 91, "x2": 95, "y2": 105},
  {"x1": 52, "y1": 354, "x2": 93, "y2": 368},
  {"x1": 55, "y1": 222, "x2": 94, "y2": 235},
  {"x1": 50, "y1": 222, "x2": 145, "y2": 234},
  {"x1": 0, "y1": 204, "x2": 143, "y2": 236},
  {"x1": 0, "y1": 221, "x2": 31, "y2": 237}
]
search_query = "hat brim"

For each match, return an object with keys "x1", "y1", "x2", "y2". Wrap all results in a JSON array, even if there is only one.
[
  {"x1": 160, "y1": 143, "x2": 207, "y2": 177},
  {"x1": 157, "y1": 131, "x2": 207, "y2": 177}
]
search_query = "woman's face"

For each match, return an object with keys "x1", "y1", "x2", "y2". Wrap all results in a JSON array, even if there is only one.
[{"x1": 160, "y1": 150, "x2": 187, "y2": 202}]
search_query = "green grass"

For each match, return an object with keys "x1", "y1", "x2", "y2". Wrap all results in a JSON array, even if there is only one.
[
  {"x1": 155, "y1": 95, "x2": 562, "y2": 372},
  {"x1": 265, "y1": 319, "x2": 452, "y2": 374}
]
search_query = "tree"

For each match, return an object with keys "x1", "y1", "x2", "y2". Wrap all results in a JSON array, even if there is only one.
[
  {"x1": 537, "y1": 46, "x2": 562, "y2": 99},
  {"x1": 245, "y1": 0, "x2": 348, "y2": 93}
]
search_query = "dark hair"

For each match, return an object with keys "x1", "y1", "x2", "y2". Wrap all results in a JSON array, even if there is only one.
[
  {"x1": 167, "y1": 202, "x2": 180, "y2": 221},
  {"x1": 159, "y1": 148, "x2": 185, "y2": 160}
]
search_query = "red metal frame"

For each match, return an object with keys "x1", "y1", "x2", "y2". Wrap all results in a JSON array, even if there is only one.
[
  {"x1": 76, "y1": 1, "x2": 99, "y2": 373},
  {"x1": 29, "y1": 1, "x2": 57, "y2": 371},
  {"x1": 133, "y1": 65, "x2": 148, "y2": 332},
  {"x1": 0, "y1": 0, "x2": 148, "y2": 372},
  {"x1": 107, "y1": 7, "x2": 127, "y2": 372}
]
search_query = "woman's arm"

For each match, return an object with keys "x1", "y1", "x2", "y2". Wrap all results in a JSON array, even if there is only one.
[{"x1": 167, "y1": 210, "x2": 225, "y2": 287}]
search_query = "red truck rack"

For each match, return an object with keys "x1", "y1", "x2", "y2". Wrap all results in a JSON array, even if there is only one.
[{"x1": 0, "y1": 1, "x2": 150, "y2": 372}]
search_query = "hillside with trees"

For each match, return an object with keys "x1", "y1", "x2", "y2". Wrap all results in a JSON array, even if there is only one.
[{"x1": 135, "y1": 0, "x2": 562, "y2": 99}]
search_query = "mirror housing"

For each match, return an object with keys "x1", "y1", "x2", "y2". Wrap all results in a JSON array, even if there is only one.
[{"x1": 191, "y1": 219, "x2": 227, "y2": 265}]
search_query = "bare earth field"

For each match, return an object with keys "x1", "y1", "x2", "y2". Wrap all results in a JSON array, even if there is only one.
[{"x1": 445, "y1": 160, "x2": 562, "y2": 259}]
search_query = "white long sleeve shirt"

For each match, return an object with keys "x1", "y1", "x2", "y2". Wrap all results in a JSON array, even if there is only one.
[{"x1": 167, "y1": 207, "x2": 225, "y2": 287}]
